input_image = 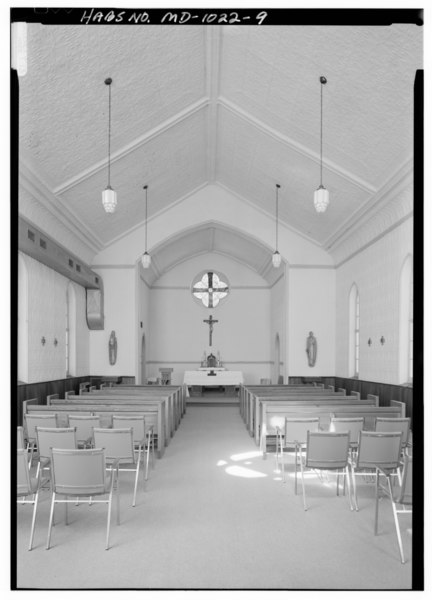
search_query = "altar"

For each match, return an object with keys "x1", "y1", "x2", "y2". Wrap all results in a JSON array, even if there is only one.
[{"x1": 183, "y1": 370, "x2": 244, "y2": 397}]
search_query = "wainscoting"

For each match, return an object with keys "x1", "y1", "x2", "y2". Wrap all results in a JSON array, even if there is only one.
[
  {"x1": 288, "y1": 376, "x2": 414, "y2": 425},
  {"x1": 16, "y1": 375, "x2": 134, "y2": 426}
]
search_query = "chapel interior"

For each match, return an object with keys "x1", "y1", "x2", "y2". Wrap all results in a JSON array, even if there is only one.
[{"x1": 13, "y1": 11, "x2": 423, "y2": 592}]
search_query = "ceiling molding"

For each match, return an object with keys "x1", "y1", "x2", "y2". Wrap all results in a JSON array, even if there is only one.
[
  {"x1": 215, "y1": 181, "x2": 322, "y2": 249},
  {"x1": 218, "y1": 97, "x2": 377, "y2": 195},
  {"x1": 53, "y1": 97, "x2": 210, "y2": 195},
  {"x1": 324, "y1": 157, "x2": 413, "y2": 251},
  {"x1": 103, "y1": 181, "x2": 209, "y2": 249},
  {"x1": 19, "y1": 157, "x2": 103, "y2": 254},
  {"x1": 206, "y1": 26, "x2": 222, "y2": 182}
]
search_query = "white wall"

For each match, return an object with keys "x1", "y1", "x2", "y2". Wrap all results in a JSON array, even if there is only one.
[
  {"x1": 146, "y1": 253, "x2": 271, "y2": 385},
  {"x1": 93, "y1": 184, "x2": 333, "y2": 267},
  {"x1": 19, "y1": 252, "x2": 89, "y2": 383},
  {"x1": 335, "y1": 217, "x2": 413, "y2": 383},
  {"x1": 287, "y1": 266, "x2": 336, "y2": 377},
  {"x1": 89, "y1": 267, "x2": 136, "y2": 376},
  {"x1": 270, "y1": 270, "x2": 286, "y2": 383}
]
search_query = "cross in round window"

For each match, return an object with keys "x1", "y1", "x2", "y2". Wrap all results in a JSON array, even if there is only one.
[{"x1": 192, "y1": 271, "x2": 230, "y2": 308}]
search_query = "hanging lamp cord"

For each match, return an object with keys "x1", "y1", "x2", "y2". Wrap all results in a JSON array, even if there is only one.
[
  {"x1": 144, "y1": 185, "x2": 148, "y2": 253},
  {"x1": 275, "y1": 184, "x2": 279, "y2": 251},
  {"x1": 108, "y1": 82, "x2": 112, "y2": 188},
  {"x1": 320, "y1": 79, "x2": 323, "y2": 187}
]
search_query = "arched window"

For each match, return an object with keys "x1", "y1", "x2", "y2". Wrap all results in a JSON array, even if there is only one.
[
  {"x1": 398, "y1": 255, "x2": 413, "y2": 384},
  {"x1": 348, "y1": 284, "x2": 360, "y2": 378},
  {"x1": 66, "y1": 282, "x2": 77, "y2": 377},
  {"x1": 18, "y1": 253, "x2": 29, "y2": 383}
]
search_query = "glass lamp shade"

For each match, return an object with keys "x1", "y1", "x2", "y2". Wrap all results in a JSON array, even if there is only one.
[
  {"x1": 272, "y1": 250, "x2": 282, "y2": 268},
  {"x1": 102, "y1": 186, "x2": 117, "y2": 213},
  {"x1": 313, "y1": 185, "x2": 329, "y2": 213},
  {"x1": 141, "y1": 251, "x2": 151, "y2": 269}
]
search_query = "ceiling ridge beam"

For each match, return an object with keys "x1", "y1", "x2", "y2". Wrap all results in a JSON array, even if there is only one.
[
  {"x1": 218, "y1": 96, "x2": 377, "y2": 195},
  {"x1": 206, "y1": 26, "x2": 222, "y2": 182},
  {"x1": 19, "y1": 158, "x2": 104, "y2": 253},
  {"x1": 323, "y1": 157, "x2": 413, "y2": 250},
  {"x1": 53, "y1": 97, "x2": 210, "y2": 195}
]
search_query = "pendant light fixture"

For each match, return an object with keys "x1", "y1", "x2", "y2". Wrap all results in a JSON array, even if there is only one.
[
  {"x1": 272, "y1": 183, "x2": 282, "y2": 268},
  {"x1": 102, "y1": 77, "x2": 117, "y2": 213},
  {"x1": 141, "y1": 185, "x2": 151, "y2": 269},
  {"x1": 314, "y1": 75, "x2": 330, "y2": 213}
]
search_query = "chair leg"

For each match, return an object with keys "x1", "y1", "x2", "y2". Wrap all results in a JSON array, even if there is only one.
[
  {"x1": 28, "y1": 491, "x2": 39, "y2": 551},
  {"x1": 65, "y1": 497, "x2": 69, "y2": 526},
  {"x1": 345, "y1": 466, "x2": 354, "y2": 511},
  {"x1": 46, "y1": 493, "x2": 56, "y2": 550},
  {"x1": 351, "y1": 464, "x2": 359, "y2": 511},
  {"x1": 106, "y1": 491, "x2": 112, "y2": 551},
  {"x1": 299, "y1": 452, "x2": 307, "y2": 511},
  {"x1": 145, "y1": 444, "x2": 150, "y2": 481},
  {"x1": 388, "y1": 476, "x2": 406, "y2": 563},
  {"x1": 294, "y1": 447, "x2": 298, "y2": 493},
  {"x1": 374, "y1": 471, "x2": 380, "y2": 535},
  {"x1": 133, "y1": 458, "x2": 140, "y2": 507},
  {"x1": 116, "y1": 467, "x2": 120, "y2": 525}
]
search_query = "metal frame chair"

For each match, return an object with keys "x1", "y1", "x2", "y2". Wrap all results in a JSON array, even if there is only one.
[
  {"x1": 350, "y1": 430, "x2": 403, "y2": 511},
  {"x1": 330, "y1": 416, "x2": 364, "y2": 457},
  {"x1": 67, "y1": 415, "x2": 101, "y2": 448},
  {"x1": 112, "y1": 415, "x2": 154, "y2": 480},
  {"x1": 24, "y1": 414, "x2": 58, "y2": 467},
  {"x1": 46, "y1": 447, "x2": 119, "y2": 551},
  {"x1": 93, "y1": 428, "x2": 142, "y2": 507},
  {"x1": 35, "y1": 426, "x2": 77, "y2": 480},
  {"x1": 299, "y1": 431, "x2": 353, "y2": 511},
  {"x1": 374, "y1": 453, "x2": 412, "y2": 563},
  {"x1": 17, "y1": 449, "x2": 46, "y2": 550},
  {"x1": 276, "y1": 417, "x2": 320, "y2": 487}
]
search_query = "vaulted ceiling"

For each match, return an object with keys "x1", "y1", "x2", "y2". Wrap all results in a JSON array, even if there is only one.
[{"x1": 18, "y1": 22, "x2": 422, "y2": 261}]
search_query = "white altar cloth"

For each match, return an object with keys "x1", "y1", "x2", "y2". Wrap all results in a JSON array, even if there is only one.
[{"x1": 183, "y1": 370, "x2": 243, "y2": 387}]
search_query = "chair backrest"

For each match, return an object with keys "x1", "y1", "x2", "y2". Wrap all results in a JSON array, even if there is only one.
[
  {"x1": 50, "y1": 447, "x2": 107, "y2": 496},
  {"x1": 36, "y1": 427, "x2": 77, "y2": 461},
  {"x1": 330, "y1": 417, "x2": 364, "y2": 446},
  {"x1": 67, "y1": 415, "x2": 101, "y2": 443},
  {"x1": 112, "y1": 415, "x2": 146, "y2": 442},
  {"x1": 284, "y1": 418, "x2": 320, "y2": 445},
  {"x1": 394, "y1": 455, "x2": 413, "y2": 505},
  {"x1": 306, "y1": 431, "x2": 350, "y2": 470},
  {"x1": 375, "y1": 417, "x2": 410, "y2": 447},
  {"x1": 17, "y1": 449, "x2": 32, "y2": 496},
  {"x1": 17, "y1": 426, "x2": 25, "y2": 450},
  {"x1": 93, "y1": 428, "x2": 135, "y2": 462},
  {"x1": 24, "y1": 414, "x2": 58, "y2": 442},
  {"x1": 356, "y1": 431, "x2": 403, "y2": 470}
]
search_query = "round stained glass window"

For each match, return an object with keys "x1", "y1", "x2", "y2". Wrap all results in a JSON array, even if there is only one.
[{"x1": 191, "y1": 271, "x2": 230, "y2": 308}]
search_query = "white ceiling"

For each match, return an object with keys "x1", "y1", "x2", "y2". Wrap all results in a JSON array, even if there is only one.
[{"x1": 18, "y1": 22, "x2": 422, "y2": 268}]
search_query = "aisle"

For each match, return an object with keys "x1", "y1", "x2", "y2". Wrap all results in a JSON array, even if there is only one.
[{"x1": 16, "y1": 405, "x2": 412, "y2": 590}]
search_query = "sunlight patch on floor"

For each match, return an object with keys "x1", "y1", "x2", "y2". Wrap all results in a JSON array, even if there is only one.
[
  {"x1": 225, "y1": 465, "x2": 267, "y2": 478},
  {"x1": 230, "y1": 450, "x2": 262, "y2": 461}
]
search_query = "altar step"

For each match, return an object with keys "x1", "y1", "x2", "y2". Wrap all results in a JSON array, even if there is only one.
[{"x1": 187, "y1": 391, "x2": 239, "y2": 407}]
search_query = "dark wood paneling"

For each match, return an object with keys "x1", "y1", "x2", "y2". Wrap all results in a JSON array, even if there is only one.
[
  {"x1": 289, "y1": 375, "x2": 413, "y2": 426},
  {"x1": 16, "y1": 375, "x2": 130, "y2": 426}
]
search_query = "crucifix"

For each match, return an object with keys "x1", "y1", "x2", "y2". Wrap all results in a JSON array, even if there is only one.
[{"x1": 203, "y1": 314, "x2": 218, "y2": 346}]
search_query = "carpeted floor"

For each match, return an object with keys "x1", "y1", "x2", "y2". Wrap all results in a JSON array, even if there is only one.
[{"x1": 15, "y1": 403, "x2": 414, "y2": 590}]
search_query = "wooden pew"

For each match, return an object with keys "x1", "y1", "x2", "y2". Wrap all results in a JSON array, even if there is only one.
[
  {"x1": 244, "y1": 391, "x2": 351, "y2": 438},
  {"x1": 86, "y1": 386, "x2": 184, "y2": 431},
  {"x1": 240, "y1": 385, "x2": 346, "y2": 427},
  {"x1": 258, "y1": 400, "x2": 405, "y2": 457},
  {"x1": 250, "y1": 393, "x2": 370, "y2": 440},
  {"x1": 114, "y1": 385, "x2": 186, "y2": 418},
  {"x1": 75, "y1": 393, "x2": 174, "y2": 440},
  {"x1": 239, "y1": 384, "x2": 325, "y2": 419},
  {"x1": 25, "y1": 400, "x2": 166, "y2": 458}
]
